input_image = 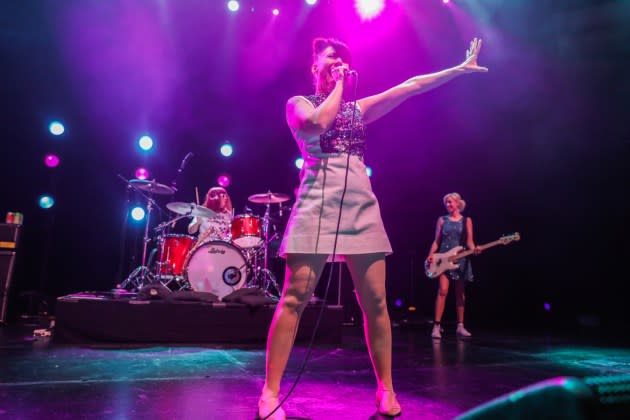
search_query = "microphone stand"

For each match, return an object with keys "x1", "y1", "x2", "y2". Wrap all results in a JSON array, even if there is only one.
[{"x1": 170, "y1": 152, "x2": 193, "y2": 192}]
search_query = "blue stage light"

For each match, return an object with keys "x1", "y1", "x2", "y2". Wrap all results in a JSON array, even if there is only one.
[{"x1": 39, "y1": 195, "x2": 55, "y2": 209}]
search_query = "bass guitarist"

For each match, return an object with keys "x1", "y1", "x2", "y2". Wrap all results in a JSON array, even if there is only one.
[{"x1": 426, "y1": 192, "x2": 481, "y2": 339}]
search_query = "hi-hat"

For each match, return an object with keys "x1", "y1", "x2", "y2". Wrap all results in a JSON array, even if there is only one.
[
  {"x1": 166, "y1": 202, "x2": 216, "y2": 218},
  {"x1": 248, "y1": 192, "x2": 290, "y2": 204},
  {"x1": 129, "y1": 179, "x2": 175, "y2": 195}
]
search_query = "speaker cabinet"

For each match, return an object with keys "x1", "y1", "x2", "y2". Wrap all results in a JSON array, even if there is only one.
[{"x1": 0, "y1": 223, "x2": 21, "y2": 323}]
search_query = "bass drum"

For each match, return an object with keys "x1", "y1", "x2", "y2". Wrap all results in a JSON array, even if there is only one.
[{"x1": 185, "y1": 241, "x2": 248, "y2": 299}]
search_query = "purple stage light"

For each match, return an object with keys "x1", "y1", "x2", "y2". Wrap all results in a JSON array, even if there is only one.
[
  {"x1": 49, "y1": 121, "x2": 65, "y2": 136},
  {"x1": 295, "y1": 158, "x2": 304, "y2": 169},
  {"x1": 227, "y1": 1, "x2": 239, "y2": 12},
  {"x1": 544, "y1": 302, "x2": 551, "y2": 312},
  {"x1": 272, "y1": 8, "x2": 280, "y2": 16},
  {"x1": 217, "y1": 174, "x2": 231, "y2": 188},
  {"x1": 355, "y1": 0, "x2": 385, "y2": 21},
  {"x1": 135, "y1": 167, "x2": 149, "y2": 180},
  {"x1": 394, "y1": 299, "x2": 402, "y2": 308},
  {"x1": 305, "y1": 0, "x2": 317, "y2": 5},
  {"x1": 443, "y1": 0, "x2": 450, "y2": 4},
  {"x1": 44, "y1": 154, "x2": 60, "y2": 168}
]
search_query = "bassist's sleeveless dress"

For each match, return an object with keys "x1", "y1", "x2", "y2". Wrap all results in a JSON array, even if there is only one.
[{"x1": 438, "y1": 216, "x2": 473, "y2": 282}]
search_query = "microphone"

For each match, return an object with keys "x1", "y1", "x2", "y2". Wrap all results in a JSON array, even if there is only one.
[{"x1": 179, "y1": 152, "x2": 194, "y2": 171}]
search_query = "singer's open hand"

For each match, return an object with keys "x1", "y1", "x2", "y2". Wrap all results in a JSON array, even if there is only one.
[{"x1": 460, "y1": 38, "x2": 488, "y2": 73}]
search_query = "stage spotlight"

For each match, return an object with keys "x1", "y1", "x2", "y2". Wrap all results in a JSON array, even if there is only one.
[
  {"x1": 272, "y1": 8, "x2": 280, "y2": 16},
  {"x1": 38, "y1": 195, "x2": 55, "y2": 209},
  {"x1": 131, "y1": 207, "x2": 146, "y2": 221},
  {"x1": 44, "y1": 154, "x2": 60, "y2": 168},
  {"x1": 394, "y1": 299, "x2": 403, "y2": 308},
  {"x1": 217, "y1": 174, "x2": 231, "y2": 188},
  {"x1": 443, "y1": 0, "x2": 450, "y2": 4},
  {"x1": 138, "y1": 135, "x2": 154, "y2": 151},
  {"x1": 135, "y1": 167, "x2": 149, "y2": 180},
  {"x1": 49, "y1": 121, "x2": 65, "y2": 136},
  {"x1": 227, "y1": 0, "x2": 239, "y2": 12},
  {"x1": 305, "y1": 0, "x2": 317, "y2": 5},
  {"x1": 220, "y1": 142, "x2": 233, "y2": 157},
  {"x1": 366, "y1": 166, "x2": 373, "y2": 177},
  {"x1": 295, "y1": 157, "x2": 304, "y2": 169},
  {"x1": 544, "y1": 302, "x2": 551, "y2": 312},
  {"x1": 355, "y1": 0, "x2": 385, "y2": 21}
]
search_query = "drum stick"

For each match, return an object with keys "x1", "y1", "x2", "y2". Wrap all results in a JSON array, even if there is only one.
[{"x1": 195, "y1": 187, "x2": 200, "y2": 205}]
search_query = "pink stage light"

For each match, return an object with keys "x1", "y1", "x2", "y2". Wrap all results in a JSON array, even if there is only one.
[
  {"x1": 355, "y1": 0, "x2": 385, "y2": 21},
  {"x1": 217, "y1": 174, "x2": 231, "y2": 188},
  {"x1": 44, "y1": 154, "x2": 60, "y2": 168},
  {"x1": 272, "y1": 8, "x2": 280, "y2": 16},
  {"x1": 443, "y1": 0, "x2": 450, "y2": 3},
  {"x1": 135, "y1": 167, "x2": 149, "y2": 180}
]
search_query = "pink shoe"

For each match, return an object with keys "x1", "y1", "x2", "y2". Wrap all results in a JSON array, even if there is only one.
[
  {"x1": 375, "y1": 389, "x2": 402, "y2": 417},
  {"x1": 456, "y1": 324, "x2": 472, "y2": 338},
  {"x1": 257, "y1": 396, "x2": 286, "y2": 420}
]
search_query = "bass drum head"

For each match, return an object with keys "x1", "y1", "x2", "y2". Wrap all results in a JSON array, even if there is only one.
[{"x1": 186, "y1": 241, "x2": 247, "y2": 299}]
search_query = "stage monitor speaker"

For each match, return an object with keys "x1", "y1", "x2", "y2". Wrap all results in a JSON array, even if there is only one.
[
  {"x1": 456, "y1": 375, "x2": 630, "y2": 420},
  {"x1": 0, "y1": 223, "x2": 20, "y2": 323},
  {"x1": 0, "y1": 250, "x2": 17, "y2": 323}
]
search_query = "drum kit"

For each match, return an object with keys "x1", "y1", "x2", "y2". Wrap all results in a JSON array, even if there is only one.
[{"x1": 118, "y1": 178, "x2": 290, "y2": 300}]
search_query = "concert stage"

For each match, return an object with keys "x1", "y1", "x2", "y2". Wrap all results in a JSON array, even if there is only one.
[{"x1": 54, "y1": 290, "x2": 343, "y2": 345}]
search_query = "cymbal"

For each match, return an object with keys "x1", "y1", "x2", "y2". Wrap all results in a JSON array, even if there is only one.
[
  {"x1": 248, "y1": 192, "x2": 290, "y2": 204},
  {"x1": 166, "y1": 202, "x2": 216, "y2": 218},
  {"x1": 129, "y1": 179, "x2": 175, "y2": 195}
]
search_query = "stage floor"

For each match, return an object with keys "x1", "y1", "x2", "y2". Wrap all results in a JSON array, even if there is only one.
[{"x1": 1, "y1": 319, "x2": 630, "y2": 419}]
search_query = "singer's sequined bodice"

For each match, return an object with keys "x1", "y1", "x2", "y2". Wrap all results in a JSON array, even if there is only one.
[{"x1": 306, "y1": 93, "x2": 367, "y2": 159}]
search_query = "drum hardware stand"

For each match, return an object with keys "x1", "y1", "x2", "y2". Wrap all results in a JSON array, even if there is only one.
[
  {"x1": 118, "y1": 189, "x2": 160, "y2": 291},
  {"x1": 250, "y1": 202, "x2": 281, "y2": 298}
]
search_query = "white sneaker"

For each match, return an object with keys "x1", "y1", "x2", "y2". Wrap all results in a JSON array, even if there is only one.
[
  {"x1": 456, "y1": 324, "x2": 472, "y2": 337},
  {"x1": 431, "y1": 324, "x2": 442, "y2": 339}
]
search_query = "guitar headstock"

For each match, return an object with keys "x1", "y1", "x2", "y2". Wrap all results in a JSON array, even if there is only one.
[{"x1": 499, "y1": 232, "x2": 520, "y2": 244}]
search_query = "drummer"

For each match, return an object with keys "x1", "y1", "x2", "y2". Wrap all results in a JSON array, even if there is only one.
[{"x1": 188, "y1": 186, "x2": 233, "y2": 244}]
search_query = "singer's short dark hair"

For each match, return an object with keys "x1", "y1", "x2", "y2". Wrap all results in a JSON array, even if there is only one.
[{"x1": 311, "y1": 37, "x2": 352, "y2": 65}]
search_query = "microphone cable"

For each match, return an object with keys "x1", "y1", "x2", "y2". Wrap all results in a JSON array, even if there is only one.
[{"x1": 263, "y1": 72, "x2": 360, "y2": 419}]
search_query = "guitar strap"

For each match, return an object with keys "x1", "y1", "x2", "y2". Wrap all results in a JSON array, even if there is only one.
[{"x1": 460, "y1": 216, "x2": 468, "y2": 248}]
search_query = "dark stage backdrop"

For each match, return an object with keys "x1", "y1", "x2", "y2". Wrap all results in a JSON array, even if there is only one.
[{"x1": 1, "y1": 1, "x2": 628, "y2": 332}]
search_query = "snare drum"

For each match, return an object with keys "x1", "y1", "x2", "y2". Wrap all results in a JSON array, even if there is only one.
[
  {"x1": 158, "y1": 234, "x2": 195, "y2": 276},
  {"x1": 185, "y1": 241, "x2": 248, "y2": 299},
  {"x1": 231, "y1": 214, "x2": 262, "y2": 248}
]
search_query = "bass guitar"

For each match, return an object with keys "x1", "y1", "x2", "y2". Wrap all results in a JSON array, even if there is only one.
[{"x1": 424, "y1": 232, "x2": 520, "y2": 279}]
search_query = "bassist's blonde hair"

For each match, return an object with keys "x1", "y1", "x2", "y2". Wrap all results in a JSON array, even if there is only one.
[{"x1": 443, "y1": 192, "x2": 466, "y2": 212}]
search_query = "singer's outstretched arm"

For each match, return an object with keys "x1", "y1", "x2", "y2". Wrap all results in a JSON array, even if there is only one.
[{"x1": 358, "y1": 38, "x2": 488, "y2": 125}]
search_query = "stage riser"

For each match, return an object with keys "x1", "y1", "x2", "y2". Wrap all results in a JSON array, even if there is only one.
[{"x1": 54, "y1": 298, "x2": 343, "y2": 345}]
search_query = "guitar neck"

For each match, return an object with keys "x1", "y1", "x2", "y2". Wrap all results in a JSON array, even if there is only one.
[{"x1": 451, "y1": 239, "x2": 505, "y2": 261}]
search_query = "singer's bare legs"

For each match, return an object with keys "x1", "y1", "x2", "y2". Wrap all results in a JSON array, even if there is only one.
[
  {"x1": 259, "y1": 253, "x2": 327, "y2": 419},
  {"x1": 346, "y1": 253, "x2": 400, "y2": 415},
  {"x1": 259, "y1": 252, "x2": 400, "y2": 417}
]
